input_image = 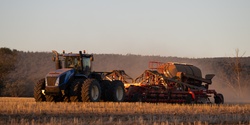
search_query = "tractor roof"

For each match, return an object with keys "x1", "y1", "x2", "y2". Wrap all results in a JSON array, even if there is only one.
[{"x1": 62, "y1": 53, "x2": 93, "y2": 58}]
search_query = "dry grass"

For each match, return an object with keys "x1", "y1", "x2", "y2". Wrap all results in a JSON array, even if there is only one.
[{"x1": 0, "y1": 97, "x2": 250, "y2": 125}]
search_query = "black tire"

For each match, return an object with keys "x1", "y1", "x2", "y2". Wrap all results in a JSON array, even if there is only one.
[
  {"x1": 45, "y1": 95, "x2": 55, "y2": 102},
  {"x1": 63, "y1": 95, "x2": 70, "y2": 102},
  {"x1": 100, "y1": 80, "x2": 111, "y2": 101},
  {"x1": 34, "y1": 79, "x2": 46, "y2": 102},
  {"x1": 81, "y1": 79, "x2": 101, "y2": 102},
  {"x1": 214, "y1": 93, "x2": 224, "y2": 104},
  {"x1": 108, "y1": 80, "x2": 125, "y2": 102},
  {"x1": 185, "y1": 94, "x2": 193, "y2": 104},
  {"x1": 131, "y1": 92, "x2": 142, "y2": 102},
  {"x1": 70, "y1": 79, "x2": 83, "y2": 102}
]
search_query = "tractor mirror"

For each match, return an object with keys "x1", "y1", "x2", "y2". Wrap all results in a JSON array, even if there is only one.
[
  {"x1": 52, "y1": 57, "x2": 56, "y2": 62},
  {"x1": 90, "y1": 56, "x2": 94, "y2": 61}
]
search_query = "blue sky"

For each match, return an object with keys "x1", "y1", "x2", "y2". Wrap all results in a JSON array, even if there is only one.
[{"x1": 1, "y1": 0, "x2": 250, "y2": 57}]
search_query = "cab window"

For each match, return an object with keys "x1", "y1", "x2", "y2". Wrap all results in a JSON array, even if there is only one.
[
  {"x1": 82, "y1": 57, "x2": 91, "y2": 70},
  {"x1": 65, "y1": 57, "x2": 81, "y2": 69}
]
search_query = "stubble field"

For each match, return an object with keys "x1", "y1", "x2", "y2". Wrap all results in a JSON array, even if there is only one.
[{"x1": 0, "y1": 97, "x2": 250, "y2": 125}]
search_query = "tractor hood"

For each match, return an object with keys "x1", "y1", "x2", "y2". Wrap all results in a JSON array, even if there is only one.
[
  {"x1": 45, "y1": 68, "x2": 74, "y2": 86},
  {"x1": 46, "y1": 68, "x2": 74, "y2": 77}
]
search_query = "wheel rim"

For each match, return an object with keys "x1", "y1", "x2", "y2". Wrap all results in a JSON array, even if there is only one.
[
  {"x1": 91, "y1": 85, "x2": 99, "y2": 101},
  {"x1": 116, "y1": 86, "x2": 124, "y2": 101}
]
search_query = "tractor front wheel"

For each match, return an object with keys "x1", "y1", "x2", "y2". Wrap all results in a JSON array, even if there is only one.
[
  {"x1": 34, "y1": 79, "x2": 46, "y2": 102},
  {"x1": 45, "y1": 95, "x2": 55, "y2": 102},
  {"x1": 70, "y1": 79, "x2": 83, "y2": 102}
]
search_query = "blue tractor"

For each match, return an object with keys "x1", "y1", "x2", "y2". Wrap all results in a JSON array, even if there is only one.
[{"x1": 34, "y1": 50, "x2": 125, "y2": 102}]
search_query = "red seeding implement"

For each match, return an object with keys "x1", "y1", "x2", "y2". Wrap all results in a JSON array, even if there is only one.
[
  {"x1": 34, "y1": 50, "x2": 224, "y2": 104},
  {"x1": 113, "y1": 62, "x2": 224, "y2": 104}
]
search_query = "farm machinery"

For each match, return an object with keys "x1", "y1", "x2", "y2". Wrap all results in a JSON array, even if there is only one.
[
  {"x1": 109, "y1": 62, "x2": 224, "y2": 104},
  {"x1": 34, "y1": 50, "x2": 224, "y2": 104},
  {"x1": 34, "y1": 50, "x2": 125, "y2": 102}
]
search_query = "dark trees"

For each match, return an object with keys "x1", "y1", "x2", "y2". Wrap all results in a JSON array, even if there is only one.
[{"x1": 0, "y1": 48, "x2": 17, "y2": 95}]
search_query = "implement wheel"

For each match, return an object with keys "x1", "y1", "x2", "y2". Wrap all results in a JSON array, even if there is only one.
[
  {"x1": 214, "y1": 93, "x2": 224, "y2": 104},
  {"x1": 185, "y1": 94, "x2": 193, "y2": 104}
]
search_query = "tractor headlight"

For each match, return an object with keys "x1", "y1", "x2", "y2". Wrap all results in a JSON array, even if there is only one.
[{"x1": 55, "y1": 77, "x2": 60, "y2": 86}]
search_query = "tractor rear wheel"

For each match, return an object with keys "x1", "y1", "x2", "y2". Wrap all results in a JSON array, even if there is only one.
[
  {"x1": 100, "y1": 80, "x2": 111, "y2": 101},
  {"x1": 214, "y1": 93, "x2": 224, "y2": 104},
  {"x1": 108, "y1": 80, "x2": 125, "y2": 102},
  {"x1": 34, "y1": 79, "x2": 46, "y2": 102},
  {"x1": 81, "y1": 79, "x2": 101, "y2": 102}
]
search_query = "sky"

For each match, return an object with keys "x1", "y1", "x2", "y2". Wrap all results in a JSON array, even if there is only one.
[{"x1": 0, "y1": 0, "x2": 250, "y2": 58}]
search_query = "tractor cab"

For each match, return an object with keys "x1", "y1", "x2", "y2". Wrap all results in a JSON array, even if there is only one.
[{"x1": 53, "y1": 50, "x2": 93, "y2": 76}]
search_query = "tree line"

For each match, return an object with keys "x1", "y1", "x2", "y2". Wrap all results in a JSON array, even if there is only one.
[{"x1": 0, "y1": 47, "x2": 249, "y2": 100}]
